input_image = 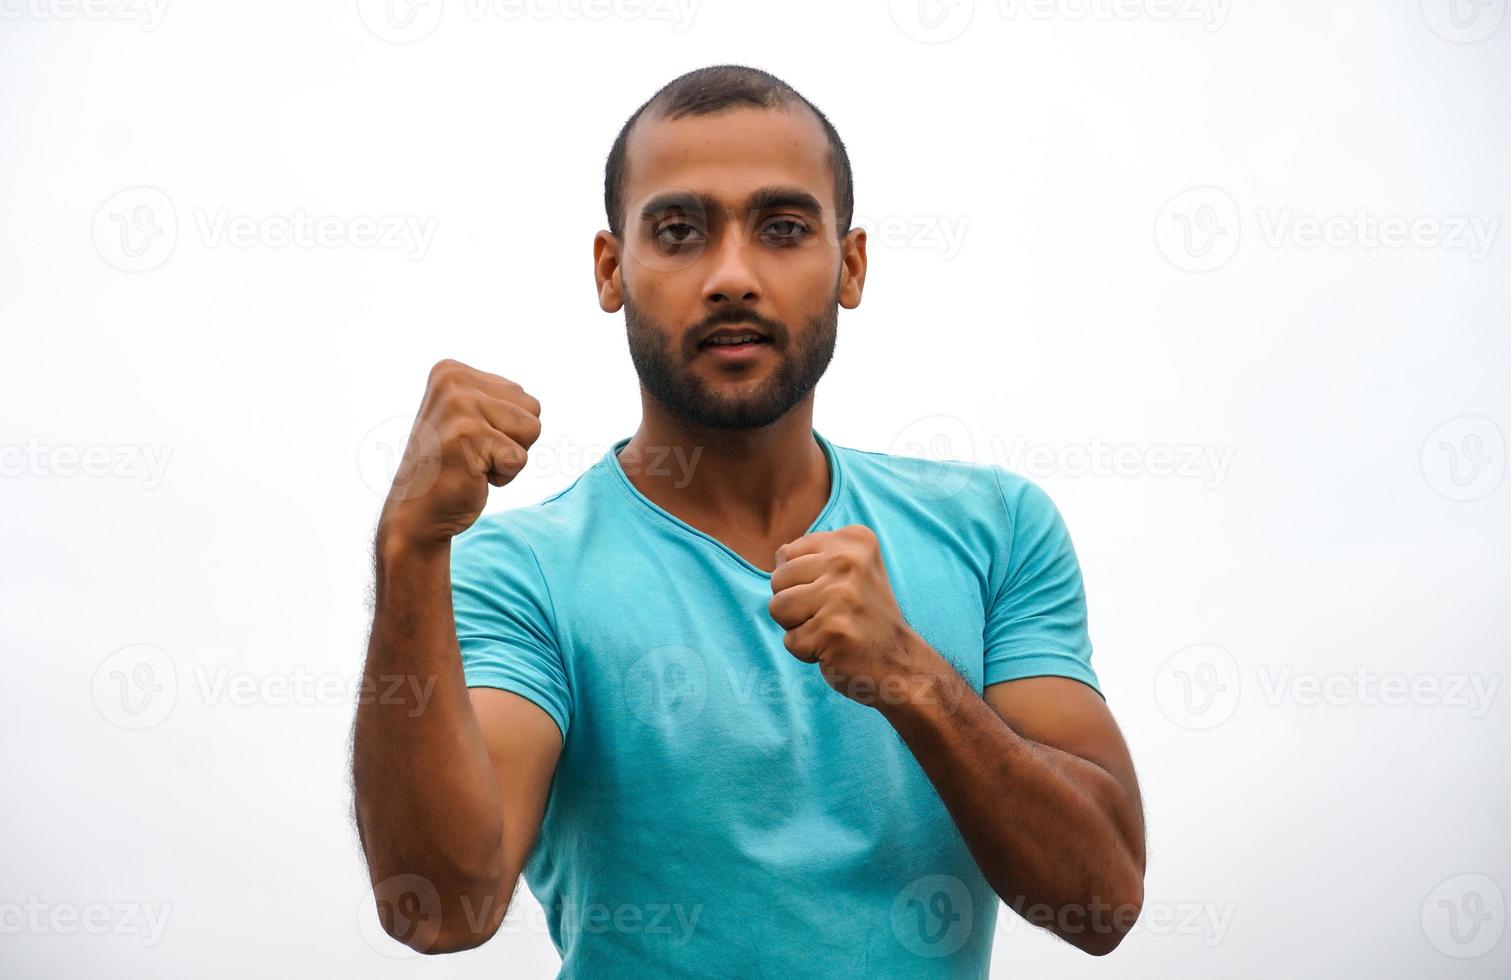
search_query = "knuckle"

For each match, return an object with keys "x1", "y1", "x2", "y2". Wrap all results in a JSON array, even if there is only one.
[
  {"x1": 441, "y1": 418, "x2": 480, "y2": 447},
  {"x1": 429, "y1": 358, "x2": 463, "y2": 384},
  {"x1": 517, "y1": 408, "x2": 543, "y2": 442},
  {"x1": 438, "y1": 389, "x2": 473, "y2": 415},
  {"x1": 489, "y1": 403, "x2": 540, "y2": 448}
]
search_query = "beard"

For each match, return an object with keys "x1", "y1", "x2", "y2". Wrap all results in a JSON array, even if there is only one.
[{"x1": 623, "y1": 288, "x2": 838, "y2": 430}]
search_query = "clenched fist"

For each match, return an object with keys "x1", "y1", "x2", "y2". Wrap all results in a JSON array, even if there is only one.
[
  {"x1": 378, "y1": 358, "x2": 542, "y2": 547},
  {"x1": 767, "y1": 524, "x2": 937, "y2": 710}
]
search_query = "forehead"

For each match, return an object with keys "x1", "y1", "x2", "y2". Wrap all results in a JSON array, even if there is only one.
[{"x1": 622, "y1": 105, "x2": 834, "y2": 216}]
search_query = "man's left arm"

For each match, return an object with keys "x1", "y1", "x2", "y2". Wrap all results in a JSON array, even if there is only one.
[
  {"x1": 769, "y1": 525, "x2": 1145, "y2": 956},
  {"x1": 883, "y1": 661, "x2": 1145, "y2": 955}
]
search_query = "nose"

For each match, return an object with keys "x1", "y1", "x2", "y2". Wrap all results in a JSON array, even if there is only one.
[{"x1": 702, "y1": 222, "x2": 761, "y2": 307}]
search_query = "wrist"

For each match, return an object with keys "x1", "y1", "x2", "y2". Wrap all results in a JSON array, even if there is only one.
[
  {"x1": 376, "y1": 514, "x2": 452, "y2": 566},
  {"x1": 874, "y1": 629, "x2": 953, "y2": 720}
]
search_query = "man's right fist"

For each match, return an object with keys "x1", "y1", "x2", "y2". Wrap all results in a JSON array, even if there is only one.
[{"x1": 378, "y1": 359, "x2": 543, "y2": 547}]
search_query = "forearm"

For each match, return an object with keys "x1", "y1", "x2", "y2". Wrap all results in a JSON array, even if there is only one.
[
  {"x1": 352, "y1": 531, "x2": 507, "y2": 927},
  {"x1": 879, "y1": 639, "x2": 1145, "y2": 954}
]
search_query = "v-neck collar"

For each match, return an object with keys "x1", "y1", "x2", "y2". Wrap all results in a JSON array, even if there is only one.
[{"x1": 604, "y1": 429, "x2": 845, "y2": 579}]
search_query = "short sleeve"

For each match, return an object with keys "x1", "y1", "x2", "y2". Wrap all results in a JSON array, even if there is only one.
[
  {"x1": 450, "y1": 516, "x2": 573, "y2": 741},
  {"x1": 983, "y1": 470, "x2": 1102, "y2": 697}
]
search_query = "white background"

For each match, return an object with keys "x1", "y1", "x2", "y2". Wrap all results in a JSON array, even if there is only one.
[{"x1": 3, "y1": 0, "x2": 1509, "y2": 976}]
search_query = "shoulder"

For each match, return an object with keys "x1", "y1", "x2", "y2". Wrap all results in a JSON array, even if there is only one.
[
  {"x1": 832, "y1": 440, "x2": 995, "y2": 504},
  {"x1": 990, "y1": 466, "x2": 1066, "y2": 530},
  {"x1": 830, "y1": 439, "x2": 1081, "y2": 591},
  {"x1": 831, "y1": 438, "x2": 1058, "y2": 525}
]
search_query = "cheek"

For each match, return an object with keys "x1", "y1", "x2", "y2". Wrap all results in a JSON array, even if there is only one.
[
  {"x1": 625, "y1": 249, "x2": 696, "y2": 307},
  {"x1": 778, "y1": 248, "x2": 841, "y2": 304},
  {"x1": 767, "y1": 250, "x2": 840, "y2": 318}
]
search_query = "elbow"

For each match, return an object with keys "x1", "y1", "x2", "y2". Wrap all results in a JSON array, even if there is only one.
[
  {"x1": 372, "y1": 883, "x2": 507, "y2": 955},
  {"x1": 1073, "y1": 781, "x2": 1147, "y2": 956},
  {"x1": 405, "y1": 924, "x2": 497, "y2": 956},
  {"x1": 367, "y1": 862, "x2": 515, "y2": 956},
  {"x1": 1070, "y1": 870, "x2": 1144, "y2": 957},
  {"x1": 1076, "y1": 934, "x2": 1124, "y2": 957},
  {"x1": 1073, "y1": 916, "x2": 1133, "y2": 957},
  {"x1": 1003, "y1": 860, "x2": 1143, "y2": 957},
  {"x1": 1000, "y1": 880, "x2": 1144, "y2": 957}
]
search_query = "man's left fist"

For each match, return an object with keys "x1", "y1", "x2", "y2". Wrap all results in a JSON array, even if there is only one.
[{"x1": 768, "y1": 524, "x2": 931, "y2": 708}]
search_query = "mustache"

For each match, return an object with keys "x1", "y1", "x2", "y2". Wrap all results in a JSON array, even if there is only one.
[{"x1": 688, "y1": 308, "x2": 788, "y2": 349}]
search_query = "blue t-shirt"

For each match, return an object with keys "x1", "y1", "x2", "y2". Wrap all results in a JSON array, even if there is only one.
[{"x1": 450, "y1": 430, "x2": 1100, "y2": 978}]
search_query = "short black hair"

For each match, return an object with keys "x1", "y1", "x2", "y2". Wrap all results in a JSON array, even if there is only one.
[{"x1": 603, "y1": 64, "x2": 854, "y2": 242}]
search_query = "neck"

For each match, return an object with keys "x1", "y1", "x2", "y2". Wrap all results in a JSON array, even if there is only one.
[{"x1": 618, "y1": 393, "x2": 829, "y2": 532}]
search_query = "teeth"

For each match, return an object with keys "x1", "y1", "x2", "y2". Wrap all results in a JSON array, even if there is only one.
[{"x1": 707, "y1": 334, "x2": 761, "y2": 346}]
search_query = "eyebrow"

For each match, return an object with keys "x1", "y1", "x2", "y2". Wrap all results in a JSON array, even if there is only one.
[{"x1": 637, "y1": 185, "x2": 825, "y2": 223}]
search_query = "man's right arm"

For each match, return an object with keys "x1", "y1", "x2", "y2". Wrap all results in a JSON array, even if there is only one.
[{"x1": 350, "y1": 359, "x2": 558, "y2": 954}]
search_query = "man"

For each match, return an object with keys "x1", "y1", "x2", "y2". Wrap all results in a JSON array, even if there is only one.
[{"x1": 352, "y1": 64, "x2": 1145, "y2": 977}]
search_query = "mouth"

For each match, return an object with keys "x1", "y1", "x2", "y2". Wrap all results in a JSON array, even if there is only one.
[{"x1": 697, "y1": 328, "x2": 773, "y2": 361}]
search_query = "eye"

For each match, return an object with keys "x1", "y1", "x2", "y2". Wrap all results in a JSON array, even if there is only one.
[
  {"x1": 762, "y1": 217, "x2": 810, "y2": 245},
  {"x1": 655, "y1": 221, "x2": 704, "y2": 249}
]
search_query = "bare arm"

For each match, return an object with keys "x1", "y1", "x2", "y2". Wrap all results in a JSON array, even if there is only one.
[
  {"x1": 882, "y1": 664, "x2": 1146, "y2": 955},
  {"x1": 350, "y1": 359, "x2": 559, "y2": 954},
  {"x1": 767, "y1": 525, "x2": 1145, "y2": 956},
  {"x1": 353, "y1": 536, "x2": 562, "y2": 953}
]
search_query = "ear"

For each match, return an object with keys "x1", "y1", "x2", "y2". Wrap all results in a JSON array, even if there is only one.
[
  {"x1": 593, "y1": 229, "x2": 624, "y2": 313},
  {"x1": 837, "y1": 226, "x2": 867, "y2": 310}
]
